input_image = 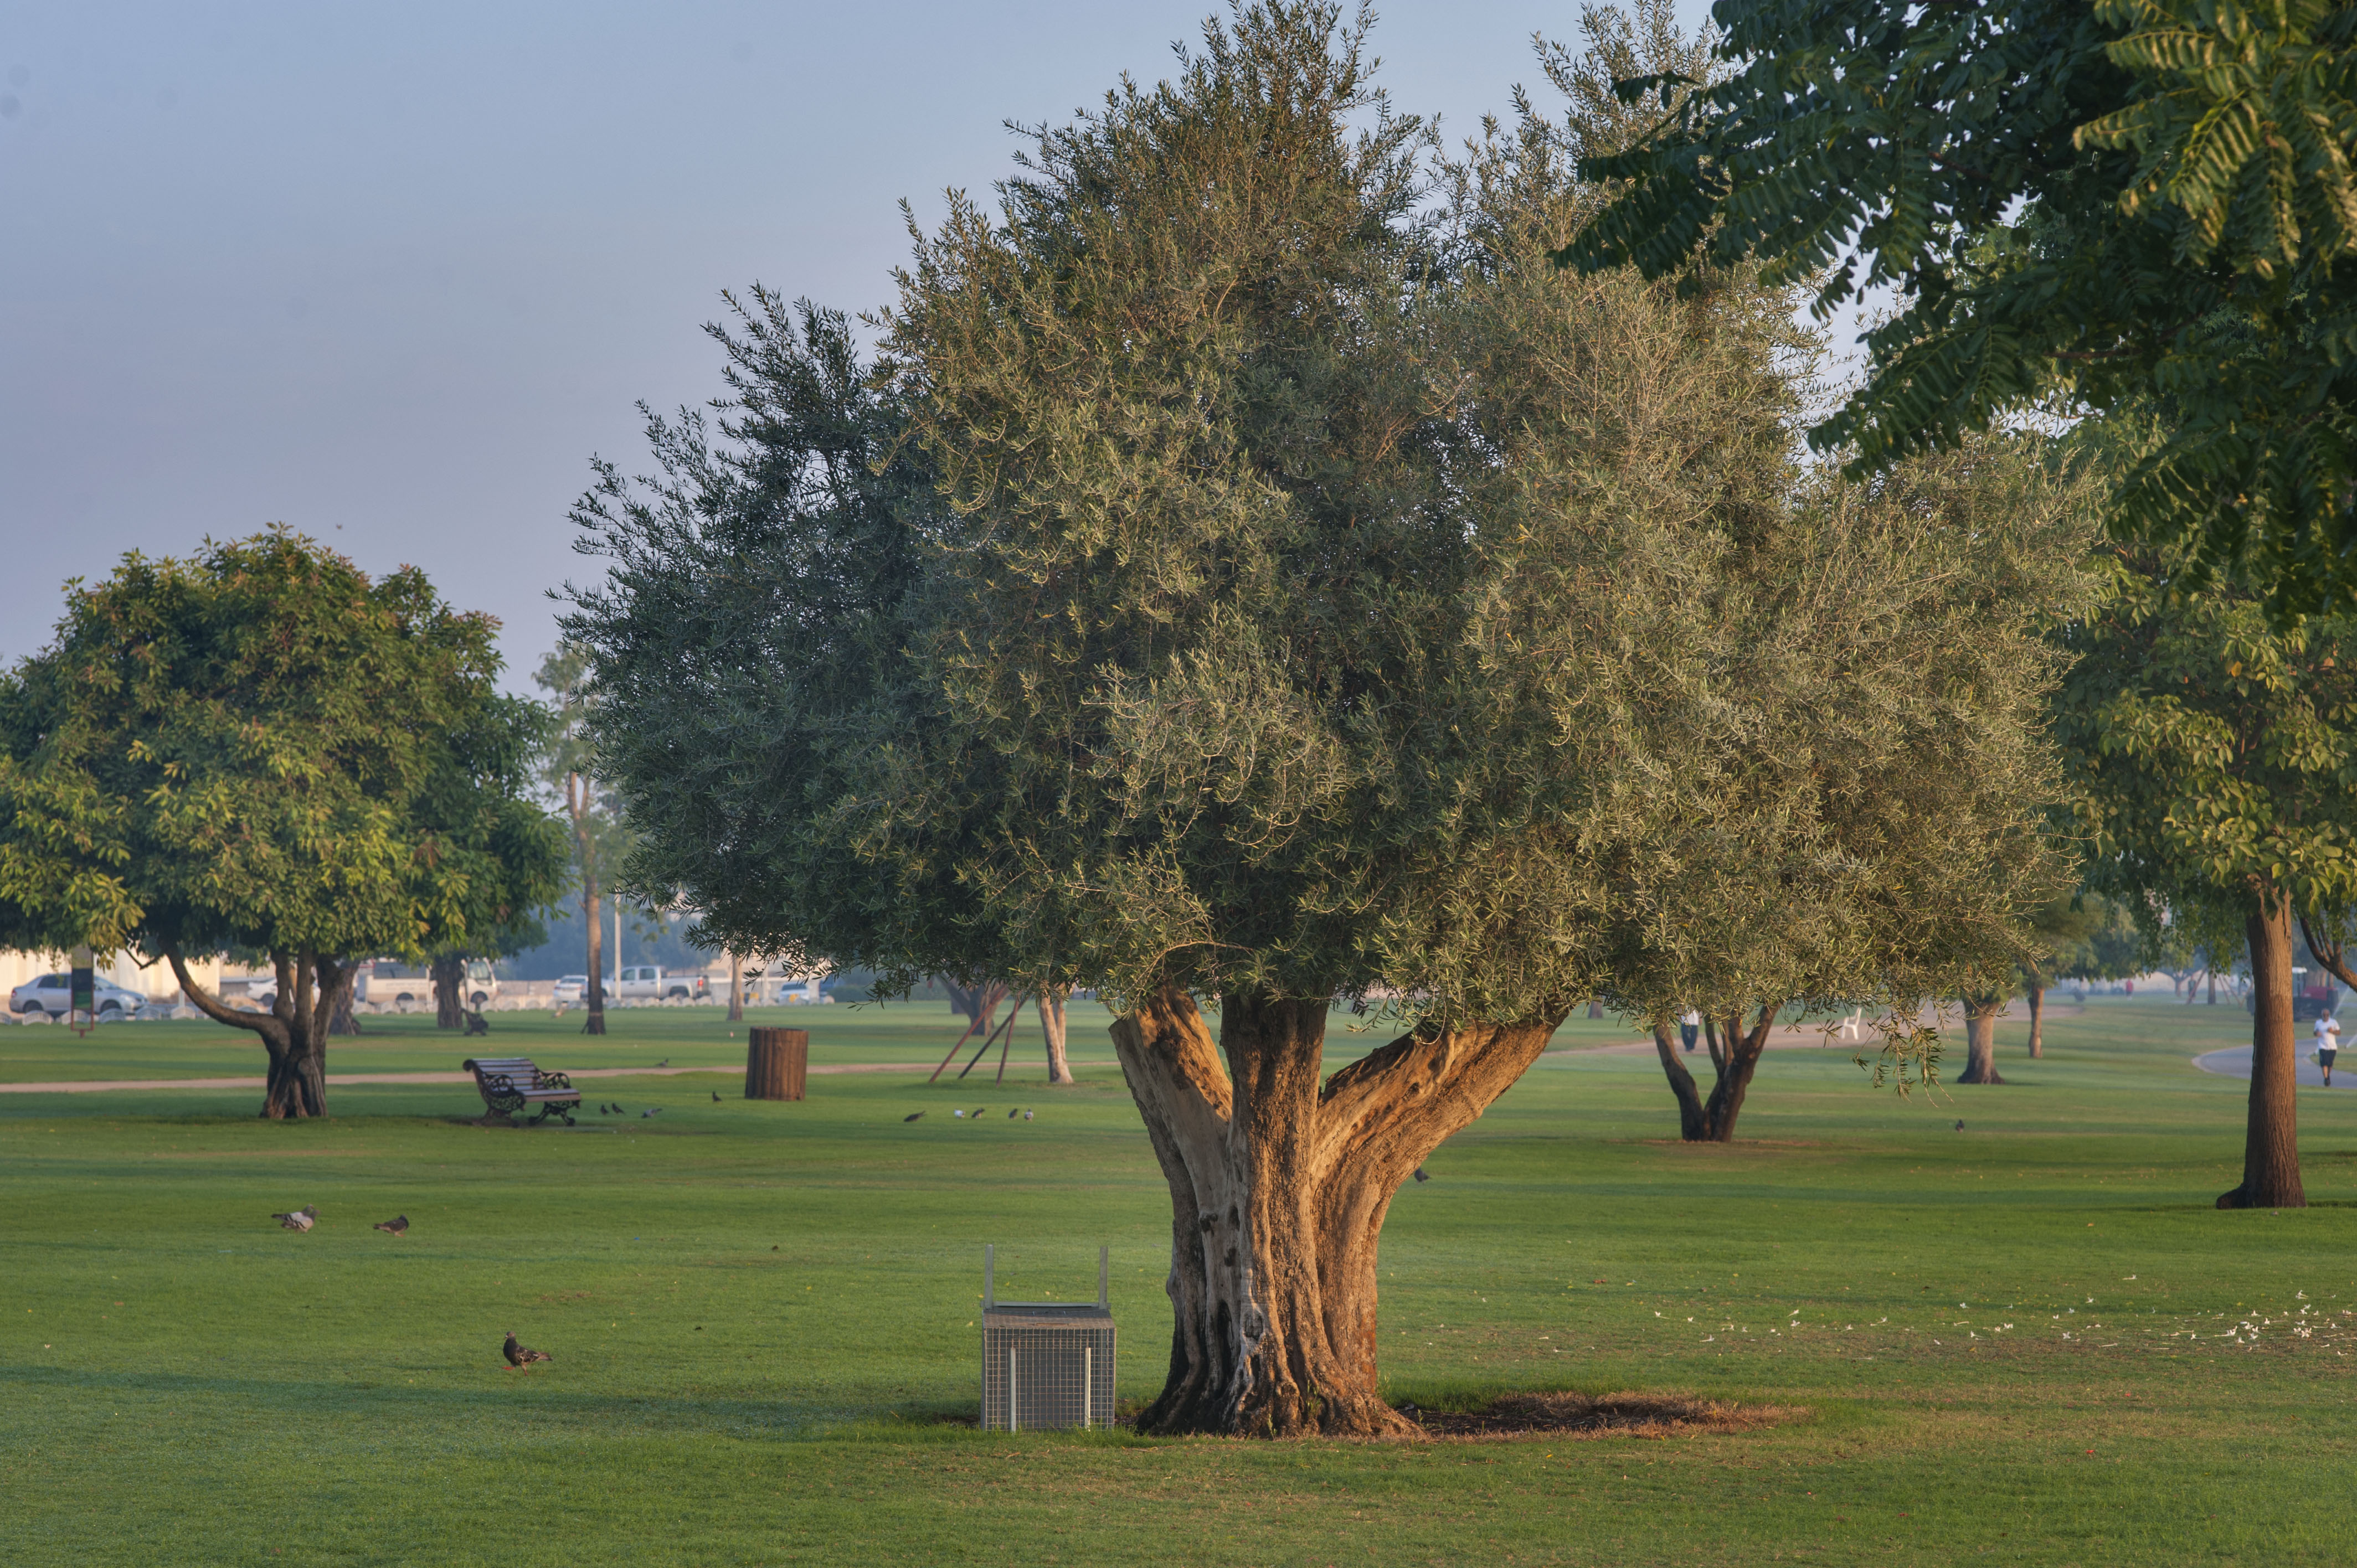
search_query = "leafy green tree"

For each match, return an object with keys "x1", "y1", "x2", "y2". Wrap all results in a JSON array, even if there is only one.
[
  {"x1": 2058, "y1": 549, "x2": 2357, "y2": 1206},
  {"x1": 1560, "y1": 0, "x2": 2357, "y2": 615},
  {"x1": 0, "y1": 530, "x2": 567, "y2": 1117},
  {"x1": 2021, "y1": 890, "x2": 2140, "y2": 1058}
]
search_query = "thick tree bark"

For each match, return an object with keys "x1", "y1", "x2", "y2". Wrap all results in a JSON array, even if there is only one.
[
  {"x1": 2026, "y1": 984, "x2": 2045, "y2": 1059},
  {"x1": 167, "y1": 948, "x2": 347, "y2": 1118},
  {"x1": 2225, "y1": 888, "x2": 2306, "y2": 1208},
  {"x1": 1038, "y1": 986, "x2": 1074, "y2": 1085},
  {"x1": 1111, "y1": 989, "x2": 1563, "y2": 1437},
  {"x1": 432, "y1": 953, "x2": 465, "y2": 1030},
  {"x1": 727, "y1": 953, "x2": 744, "y2": 1023},
  {"x1": 1650, "y1": 1008, "x2": 1775, "y2": 1141},
  {"x1": 1953, "y1": 993, "x2": 2006, "y2": 1084}
]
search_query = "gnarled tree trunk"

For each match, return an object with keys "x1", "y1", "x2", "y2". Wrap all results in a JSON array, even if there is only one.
[
  {"x1": 2026, "y1": 984, "x2": 2045, "y2": 1059},
  {"x1": 1953, "y1": 992, "x2": 2006, "y2": 1084},
  {"x1": 1111, "y1": 989, "x2": 1562, "y2": 1437},
  {"x1": 168, "y1": 948, "x2": 350, "y2": 1118},
  {"x1": 2224, "y1": 886, "x2": 2304, "y2": 1208},
  {"x1": 1038, "y1": 986, "x2": 1073, "y2": 1085},
  {"x1": 1650, "y1": 1007, "x2": 1775, "y2": 1141}
]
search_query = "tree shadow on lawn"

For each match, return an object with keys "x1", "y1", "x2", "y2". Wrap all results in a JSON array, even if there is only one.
[{"x1": 918, "y1": 1391, "x2": 1807, "y2": 1441}]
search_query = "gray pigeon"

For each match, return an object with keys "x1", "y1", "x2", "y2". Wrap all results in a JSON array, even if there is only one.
[
  {"x1": 272, "y1": 1204, "x2": 317, "y2": 1231},
  {"x1": 1412, "y1": 1168, "x2": 1430, "y2": 1184},
  {"x1": 711, "y1": 1092, "x2": 722, "y2": 1103},
  {"x1": 502, "y1": 1330, "x2": 550, "y2": 1368},
  {"x1": 1008, "y1": 1107, "x2": 1020, "y2": 1118},
  {"x1": 655, "y1": 1059, "x2": 670, "y2": 1067},
  {"x1": 903, "y1": 1111, "x2": 925, "y2": 1122},
  {"x1": 641, "y1": 1107, "x2": 661, "y2": 1118},
  {"x1": 1022, "y1": 1110, "x2": 1033, "y2": 1121},
  {"x1": 373, "y1": 1215, "x2": 409, "y2": 1236}
]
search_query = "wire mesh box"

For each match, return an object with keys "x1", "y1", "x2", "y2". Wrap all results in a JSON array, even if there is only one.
[{"x1": 980, "y1": 1245, "x2": 1115, "y2": 1431}]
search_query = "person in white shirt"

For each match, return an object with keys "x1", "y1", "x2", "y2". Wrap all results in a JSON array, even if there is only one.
[
  {"x1": 2314, "y1": 1013, "x2": 2341, "y2": 1086},
  {"x1": 1679, "y1": 1009, "x2": 1702, "y2": 1055}
]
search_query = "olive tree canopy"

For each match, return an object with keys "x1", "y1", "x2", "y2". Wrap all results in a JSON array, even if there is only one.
[{"x1": 569, "y1": 2, "x2": 2086, "y2": 1435}]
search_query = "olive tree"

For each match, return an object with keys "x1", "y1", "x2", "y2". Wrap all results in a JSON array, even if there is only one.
[
  {"x1": 0, "y1": 530, "x2": 566, "y2": 1117},
  {"x1": 574, "y1": 3, "x2": 2080, "y2": 1435}
]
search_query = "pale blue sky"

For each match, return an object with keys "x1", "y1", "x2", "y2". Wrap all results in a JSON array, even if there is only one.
[{"x1": 1, "y1": 2, "x2": 1710, "y2": 683}]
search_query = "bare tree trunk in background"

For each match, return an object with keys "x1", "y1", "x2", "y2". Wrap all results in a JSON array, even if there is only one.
[
  {"x1": 2209, "y1": 970, "x2": 2219, "y2": 1004},
  {"x1": 1113, "y1": 989, "x2": 1563, "y2": 1437},
  {"x1": 1650, "y1": 1008, "x2": 1776, "y2": 1141},
  {"x1": 327, "y1": 961, "x2": 364, "y2": 1036},
  {"x1": 1953, "y1": 993, "x2": 2006, "y2": 1084},
  {"x1": 2222, "y1": 886, "x2": 2304, "y2": 1209},
  {"x1": 431, "y1": 953, "x2": 465, "y2": 1030},
  {"x1": 564, "y1": 767, "x2": 606, "y2": 1037},
  {"x1": 727, "y1": 952, "x2": 744, "y2": 1023},
  {"x1": 1038, "y1": 986, "x2": 1073, "y2": 1084},
  {"x1": 2026, "y1": 984, "x2": 2045, "y2": 1059}
]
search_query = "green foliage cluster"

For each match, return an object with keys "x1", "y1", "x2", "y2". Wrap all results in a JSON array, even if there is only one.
[
  {"x1": 1565, "y1": 0, "x2": 2357, "y2": 612},
  {"x1": 0, "y1": 528, "x2": 565, "y2": 984},
  {"x1": 570, "y1": 2, "x2": 2093, "y2": 1041}
]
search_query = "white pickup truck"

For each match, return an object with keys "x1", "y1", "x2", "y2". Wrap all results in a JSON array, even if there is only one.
[{"x1": 614, "y1": 964, "x2": 700, "y2": 1002}]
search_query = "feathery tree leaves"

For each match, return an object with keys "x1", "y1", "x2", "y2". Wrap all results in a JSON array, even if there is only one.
[
  {"x1": 1562, "y1": 0, "x2": 2357, "y2": 614},
  {"x1": 0, "y1": 529, "x2": 566, "y2": 1117}
]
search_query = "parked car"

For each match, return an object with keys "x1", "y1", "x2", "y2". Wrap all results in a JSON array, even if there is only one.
[
  {"x1": 552, "y1": 975, "x2": 589, "y2": 1005},
  {"x1": 615, "y1": 964, "x2": 698, "y2": 1002},
  {"x1": 354, "y1": 958, "x2": 499, "y2": 1009},
  {"x1": 11, "y1": 973, "x2": 150, "y2": 1019}
]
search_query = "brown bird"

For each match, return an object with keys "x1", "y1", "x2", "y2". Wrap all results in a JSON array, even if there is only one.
[
  {"x1": 271, "y1": 1205, "x2": 317, "y2": 1231},
  {"x1": 502, "y1": 1331, "x2": 550, "y2": 1368},
  {"x1": 373, "y1": 1215, "x2": 409, "y2": 1236}
]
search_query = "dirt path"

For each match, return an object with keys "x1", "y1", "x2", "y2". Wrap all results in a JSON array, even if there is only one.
[{"x1": 0, "y1": 1062, "x2": 943, "y2": 1095}]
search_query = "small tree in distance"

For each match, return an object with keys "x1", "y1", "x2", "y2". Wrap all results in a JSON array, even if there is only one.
[
  {"x1": 0, "y1": 530, "x2": 565, "y2": 1117},
  {"x1": 535, "y1": 643, "x2": 630, "y2": 1035}
]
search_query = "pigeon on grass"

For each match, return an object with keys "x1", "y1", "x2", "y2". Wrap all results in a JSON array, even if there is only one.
[
  {"x1": 641, "y1": 1107, "x2": 661, "y2": 1118},
  {"x1": 903, "y1": 1111, "x2": 925, "y2": 1123},
  {"x1": 712, "y1": 1092, "x2": 722, "y2": 1103},
  {"x1": 272, "y1": 1205, "x2": 317, "y2": 1231},
  {"x1": 373, "y1": 1215, "x2": 409, "y2": 1236},
  {"x1": 1412, "y1": 1168, "x2": 1430, "y2": 1184},
  {"x1": 1007, "y1": 1108, "x2": 1019, "y2": 1118},
  {"x1": 1022, "y1": 1110, "x2": 1033, "y2": 1121},
  {"x1": 502, "y1": 1331, "x2": 550, "y2": 1368}
]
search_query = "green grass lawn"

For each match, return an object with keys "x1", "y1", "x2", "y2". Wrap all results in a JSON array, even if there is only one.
[{"x1": 6, "y1": 992, "x2": 2353, "y2": 1565}]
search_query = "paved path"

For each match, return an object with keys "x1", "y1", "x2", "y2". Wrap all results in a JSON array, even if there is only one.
[
  {"x1": 0, "y1": 1061, "x2": 944, "y2": 1096},
  {"x1": 2193, "y1": 1045, "x2": 2346, "y2": 1089}
]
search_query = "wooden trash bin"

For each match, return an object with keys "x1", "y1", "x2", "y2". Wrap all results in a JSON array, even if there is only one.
[{"x1": 745, "y1": 1027, "x2": 808, "y2": 1101}]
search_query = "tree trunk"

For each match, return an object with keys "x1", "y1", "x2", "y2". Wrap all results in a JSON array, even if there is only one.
[
  {"x1": 326, "y1": 963, "x2": 363, "y2": 1036},
  {"x1": 1111, "y1": 989, "x2": 1562, "y2": 1437},
  {"x1": 431, "y1": 953, "x2": 465, "y2": 1030},
  {"x1": 1953, "y1": 993, "x2": 2006, "y2": 1084},
  {"x1": 2208, "y1": 970, "x2": 2218, "y2": 1004},
  {"x1": 727, "y1": 952, "x2": 744, "y2": 1023},
  {"x1": 1650, "y1": 1008, "x2": 1775, "y2": 1141},
  {"x1": 1038, "y1": 987, "x2": 1074, "y2": 1084},
  {"x1": 582, "y1": 883, "x2": 606, "y2": 1035},
  {"x1": 2221, "y1": 885, "x2": 2304, "y2": 1209},
  {"x1": 2026, "y1": 984, "x2": 2045, "y2": 1059},
  {"x1": 167, "y1": 948, "x2": 340, "y2": 1118}
]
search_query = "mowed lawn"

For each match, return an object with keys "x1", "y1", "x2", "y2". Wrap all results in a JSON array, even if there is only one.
[{"x1": 6, "y1": 993, "x2": 2356, "y2": 1566}]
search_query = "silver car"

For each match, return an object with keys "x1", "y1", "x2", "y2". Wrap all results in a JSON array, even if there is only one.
[{"x1": 11, "y1": 973, "x2": 149, "y2": 1019}]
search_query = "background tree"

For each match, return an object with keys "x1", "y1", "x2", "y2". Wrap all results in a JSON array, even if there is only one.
[
  {"x1": 534, "y1": 643, "x2": 632, "y2": 1035},
  {"x1": 0, "y1": 530, "x2": 564, "y2": 1117},
  {"x1": 2021, "y1": 890, "x2": 2139, "y2": 1058},
  {"x1": 1562, "y1": 0, "x2": 2357, "y2": 618},
  {"x1": 2057, "y1": 544, "x2": 2357, "y2": 1207}
]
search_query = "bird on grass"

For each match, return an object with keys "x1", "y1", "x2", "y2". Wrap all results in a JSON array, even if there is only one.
[
  {"x1": 1954, "y1": 1120, "x2": 1966, "y2": 1132},
  {"x1": 1412, "y1": 1168, "x2": 1430, "y2": 1184},
  {"x1": 903, "y1": 1111, "x2": 925, "y2": 1123},
  {"x1": 1007, "y1": 1108, "x2": 1019, "y2": 1118},
  {"x1": 711, "y1": 1091, "x2": 722, "y2": 1103},
  {"x1": 952, "y1": 1108, "x2": 965, "y2": 1118},
  {"x1": 641, "y1": 1107, "x2": 662, "y2": 1118},
  {"x1": 502, "y1": 1331, "x2": 550, "y2": 1368},
  {"x1": 271, "y1": 1205, "x2": 317, "y2": 1231},
  {"x1": 971, "y1": 1108, "x2": 985, "y2": 1120},
  {"x1": 1022, "y1": 1110, "x2": 1033, "y2": 1121},
  {"x1": 373, "y1": 1215, "x2": 409, "y2": 1236},
  {"x1": 655, "y1": 1058, "x2": 671, "y2": 1067}
]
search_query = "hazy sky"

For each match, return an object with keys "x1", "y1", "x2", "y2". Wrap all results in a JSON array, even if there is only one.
[{"x1": 1, "y1": 2, "x2": 1709, "y2": 686}]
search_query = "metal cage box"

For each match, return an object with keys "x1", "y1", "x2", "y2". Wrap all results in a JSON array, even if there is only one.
[{"x1": 980, "y1": 1245, "x2": 1115, "y2": 1431}]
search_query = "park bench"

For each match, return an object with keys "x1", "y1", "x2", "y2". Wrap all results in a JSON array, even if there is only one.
[{"x1": 462, "y1": 1056, "x2": 581, "y2": 1125}]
